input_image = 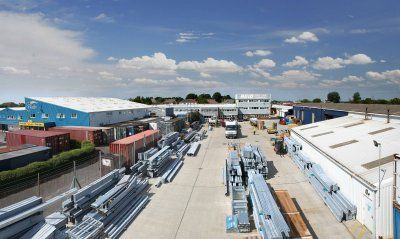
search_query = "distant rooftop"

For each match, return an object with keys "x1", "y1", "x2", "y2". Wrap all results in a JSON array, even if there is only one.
[
  {"x1": 28, "y1": 97, "x2": 149, "y2": 113},
  {"x1": 295, "y1": 103, "x2": 400, "y2": 116}
]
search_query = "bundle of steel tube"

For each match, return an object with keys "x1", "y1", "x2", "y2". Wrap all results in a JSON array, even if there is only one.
[
  {"x1": 183, "y1": 131, "x2": 196, "y2": 142},
  {"x1": 21, "y1": 212, "x2": 68, "y2": 239},
  {"x1": 248, "y1": 171, "x2": 290, "y2": 239},
  {"x1": 62, "y1": 169, "x2": 125, "y2": 223},
  {"x1": 187, "y1": 142, "x2": 200, "y2": 156},
  {"x1": 67, "y1": 175, "x2": 149, "y2": 239}
]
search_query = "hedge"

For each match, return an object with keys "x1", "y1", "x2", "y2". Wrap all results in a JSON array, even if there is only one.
[{"x1": 0, "y1": 141, "x2": 96, "y2": 185}]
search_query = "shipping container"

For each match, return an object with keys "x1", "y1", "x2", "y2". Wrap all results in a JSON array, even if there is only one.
[
  {"x1": 105, "y1": 117, "x2": 158, "y2": 140},
  {"x1": 6, "y1": 130, "x2": 70, "y2": 155},
  {"x1": 109, "y1": 130, "x2": 160, "y2": 166},
  {"x1": 0, "y1": 144, "x2": 36, "y2": 154},
  {"x1": 0, "y1": 145, "x2": 52, "y2": 171},
  {"x1": 48, "y1": 126, "x2": 104, "y2": 146}
]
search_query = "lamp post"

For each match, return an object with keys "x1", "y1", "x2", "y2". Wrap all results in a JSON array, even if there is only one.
[{"x1": 373, "y1": 140, "x2": 382, "y2": 207}]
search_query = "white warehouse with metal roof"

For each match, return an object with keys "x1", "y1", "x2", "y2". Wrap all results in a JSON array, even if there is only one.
[{"x1": 288, "y1": 115, "x2": 399, "y2": 238}]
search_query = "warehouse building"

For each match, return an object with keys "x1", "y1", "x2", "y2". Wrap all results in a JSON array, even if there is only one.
[
  {"x1": 293, "y1": 103, "x2": 400, "y2": 124},
  {"x1": 0, "y1": 97, "x2": 151, "y2": 130},
  {"x1": 290, "y1": 115, "x2": 399, "y2": 238}
]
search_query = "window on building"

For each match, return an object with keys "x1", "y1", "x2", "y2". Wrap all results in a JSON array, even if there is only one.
[
  {"x1": 42, "y1": 113, "x2": 49, "y2": 119},
  {"x1": 30, "y1": 113, "x2": 36, "y2": 118},
  {"x1": 56, "y1": 113, "x2": 65, "y2": 119},
  {"x1": 106, "y1": 112, "x2": 113, "y2": 116},
  {"x1": 7, "y1": 115, "x2": 16, "y2": 120},
  {"x1": 18, "y1": 115, "x2": 22, "y2": 120},
  {"x1": 71, "y1": 113, "x2": 78, "y2": 119}
]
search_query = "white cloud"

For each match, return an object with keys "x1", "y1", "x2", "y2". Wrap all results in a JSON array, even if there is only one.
[
  {"x1": 99, "y1": 71, "x2": 122, "y2": 81},
  {"x1": 270, "y1": 70, "x2": 319, "y2": 82},
  {"x1": 118, "y1": 52, "x2": 177, "y2": 74},
  {"x1": 284, "y1": 31, "x2": 319, "y2": 44},
  {"x1": 178, "y1": 57, "x2": 242, "y2": 73},
  {"x1": 176, "y1": 32, "x2": 214, "y2": 43},
  {"x1": 366, "y1": 70, "x2": 400, "y2": 84},
  {"x1": 342, "y1": 75, "x2": 364, "y2": 82},
  {"x1": 0, "y1": 66, "x2": 30, "y2": 75},
  {"x1": 92, "y1": 13, "x2": 114, "y2": 23},
  {"x1": 380, "y1": 60, "x2": 386, "y2": 63},
  {"x1": 276, "y1": 82, "x2": 306, "y2": 89},
  {"x1": 313, "y1": 53, "x2": 374, "y2": 70},
  {"x1": 131, "y1": 76, "x2": 225, "y2": 88},
  {"x1": 249, "y1": 80, "x2": 269, "y2": 87},
  {"x1": 200, "y1": 72, "x2": 212, "y2": 78},
  {"x1": 254, "y1": 59, "x2": 276, "y2": 69},
  {"x1": 107, "y1": 56, "x2": 118, "y2": 61},
  {"x1": 245, "y1": 50, "x2": 272, "y2": 57},
  {"x1": 283, "y1": 56, "x2": 308, "y2": 67},
  {"x1": 349, "y1": 29, "x2": 369, "y2": 34},
  {"x1": 58, "y1": 66, "x2": 71, "y2": 71}
]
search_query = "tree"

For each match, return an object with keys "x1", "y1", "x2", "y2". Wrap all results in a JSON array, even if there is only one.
[
  {"x1": 212, "y1": 92, "x2": 222, "y2": 103},
  {"x1": 224, "y1": 95, "x2": 232, "y2": 100},
  {"x1": 300, "y1": 99, "x2": 311, "y2": 103},
  {"x1": 352, "y1": 92, "x2": 361, "y2": 103},
  {"x1": 187, "y1": 111, "x2": 201, "y2": 123},
  {"x1": 312, "y1": 98, "x2": 322, "y2": 103},
  {"x1": 390, "y1": 98, "x2": 400, "y2": 105},
  {"x1": 186, "y1": 93, "x2": 198, "y2": 100},
  {"x1": 363, "y1": 98, "x2": 373, "y2": 104},
  {"x1": 327, "y1": 91, "x2": 340, "y2": 103},
  {"x1": 198, "y1": 93, "x2": 211, "y2": 99},
  {"x1": 197, "y1": 97, "x2": 208, "y2": 104}
]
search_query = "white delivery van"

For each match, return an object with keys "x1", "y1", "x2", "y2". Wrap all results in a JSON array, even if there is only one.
[{"x1": 225, "y1": 120, "x2": 238, "y2": 139}]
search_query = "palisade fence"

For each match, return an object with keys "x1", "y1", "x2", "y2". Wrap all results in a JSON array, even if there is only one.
[{"x1": 0, "y1": 152, "x2": 103, "y2": 209}]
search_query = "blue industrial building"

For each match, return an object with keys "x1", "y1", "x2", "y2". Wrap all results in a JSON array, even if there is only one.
[
  {"x1": 293, "y1": 105, "x2": 349, "y2": 124},
  {"x1": 0, "y1": 97, "x2": 150, "y2": 130}
]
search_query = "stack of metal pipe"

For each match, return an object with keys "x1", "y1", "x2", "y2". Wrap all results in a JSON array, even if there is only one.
[
  {"x1": 241, "y1": 144, "x2": 268, "y2": 177},
  {"x1": 248, "y1": 171, "x2": 290, "y2": 239},
  {"x1": 21, "y1": 212, "x2": 68, "y2": 239}
]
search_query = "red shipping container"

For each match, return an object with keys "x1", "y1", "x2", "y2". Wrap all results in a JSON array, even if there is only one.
[
  {"x1": 48, "y1": 126, "x2": 103, "y2": 146},
  {"x1": 109, "y1": 130, "x2": 160, "y2": 166},
  {"x1": 6, "y1": 130, "x2": 70, "y2": 155}
]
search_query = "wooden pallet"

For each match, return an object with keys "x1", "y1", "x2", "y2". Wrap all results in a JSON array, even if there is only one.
[{"x1": 274, "y1": 190, "x2": 313, "y2": 239}]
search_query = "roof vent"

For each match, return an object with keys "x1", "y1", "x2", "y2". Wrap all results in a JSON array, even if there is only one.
[
  {"x1": 312, "y1": 131, "x2": 334, "y2": 137},
  {"x1": 300, "y1": 125, "x2": 319, "y2": 131},
  {"x1": 329, "y1": 140, "x2": 358, "y2": 149},
  {"x1": 368, "y1": 127, "x2": 395, "y2": 135}
]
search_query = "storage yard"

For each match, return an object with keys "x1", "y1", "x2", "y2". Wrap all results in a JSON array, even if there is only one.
[{"x1": 0, "y1": 97, "x2": 399, "y2": 239}]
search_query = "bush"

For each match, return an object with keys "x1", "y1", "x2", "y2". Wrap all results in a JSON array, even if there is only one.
[
  {"x1": 0, "y1": 142, "x2": 95, "y2": 185},
  {"x1": 70, "y1": 139, "x2": 82, "y2": 149}
]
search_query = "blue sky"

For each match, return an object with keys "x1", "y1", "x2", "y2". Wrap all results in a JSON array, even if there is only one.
[{"x1": 0, "y1": 0, "x2": 399, "y2": 102}]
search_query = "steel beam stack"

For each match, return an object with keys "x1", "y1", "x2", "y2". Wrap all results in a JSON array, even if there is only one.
[
  {"x1": 21, "y1": 212, "x2": 68, "y2": 239},
  {"x1": 241, "y1": 144, "x2": 268, "y2": 177},
  {"x1": 176, "y1": 143, "x2": 190, "y2": 159},
  {"x1": 157, "y1": 132, "x2": 179, "y2": 148},
  {"x1": 160, "y1": 159, "x2": 184, "y2": 184},
  {"x1": 138, "y1": 147, "x2": 159, "y2": 161},
  {"x1": 0, "y1": 189, "x2": 76, "y2": 239},
  {"x1": 248, "y1": 171, "x2": 290, "y2": 239},
  {"x1": 225, "y1": 151, "x2": 243, "y2": 196},
  {"x1": 145, "y1": 146, "x2": 172, "y2": 177},
  {"x1": 285, "y1": 137, "x2": 357, "y2": 222},
  {"x1": 62, "y1": 169, "x2": 125, "y2": 223},
  {"x1": 67, "y1": 175, "x2": 149, "y2": 239},
  {"x1": 187, "y1": 142, "x2": 200, "y2": 156},
  {"x1": 183, "y1": 131, "x2": 196, "y2": 143}
]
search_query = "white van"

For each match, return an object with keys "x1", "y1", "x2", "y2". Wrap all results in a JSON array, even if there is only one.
[{"x1": 225, "y1": 121, "x2": 238, "y2": 138}]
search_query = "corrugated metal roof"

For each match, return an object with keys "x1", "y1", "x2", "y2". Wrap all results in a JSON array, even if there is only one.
[
  {"x1": 110, "y1": 130, "x2": 159, "y2": 145},
  {"x1": 295, "y1": 103, "x2": 400, "y2": 116},
  {"x1": 28, "y1": 97, "x2": 150, "y2": 113},
  {"x1": 292, "y1": 116, "x2": 400, "y2": 185},
  {"x1": 9, "y1": 130, "x2": 69, "y2": 137},
  {"x1": 0, "y1": 146, "x2": 51, "y2": 161}
]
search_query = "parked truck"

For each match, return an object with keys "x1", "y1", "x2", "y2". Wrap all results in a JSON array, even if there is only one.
[{"x1": 225, "y1": 121, "x2": 238, "y2": 139}]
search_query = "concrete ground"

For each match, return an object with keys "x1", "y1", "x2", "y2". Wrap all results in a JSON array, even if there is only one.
[{"x1": 122, "y1": 122, "x2": 359, "y2": 239}]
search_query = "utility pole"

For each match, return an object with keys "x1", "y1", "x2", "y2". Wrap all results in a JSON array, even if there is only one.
[
  {"x1": 70, "y1": 161, "x2": 82, "y2": 189},
  {"x1": 37, "y1": 173, "x2": 40, "y2": 196}
]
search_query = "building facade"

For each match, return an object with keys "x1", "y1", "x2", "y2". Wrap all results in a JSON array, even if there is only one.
[
  {"x1": 0, "y1": 97, "x2": 150, "y2": 130},
  {"x1": 235, "y1": 94, "x2": 271, "y2": 119}
]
